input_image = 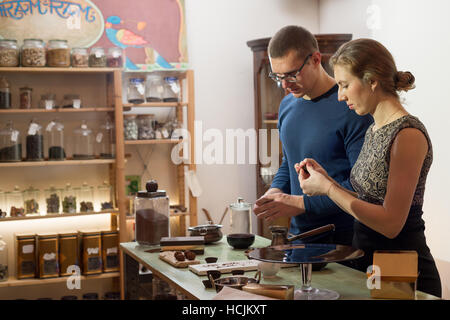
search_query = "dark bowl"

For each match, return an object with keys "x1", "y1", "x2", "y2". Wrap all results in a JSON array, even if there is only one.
[{"x1": 227, "y1": 233, "x2": 255, "y2": 249}]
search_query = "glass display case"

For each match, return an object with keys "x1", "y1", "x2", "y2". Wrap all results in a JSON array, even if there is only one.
[{"x1": 246, "y1": 34, "x2": 352, "y2": 238}]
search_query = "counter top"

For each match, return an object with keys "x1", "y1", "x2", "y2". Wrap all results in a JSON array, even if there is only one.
[{"x1": 120, "y1": 236, "x2": 439, "y2": 300}]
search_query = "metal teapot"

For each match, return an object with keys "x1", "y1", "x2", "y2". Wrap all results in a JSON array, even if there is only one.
[{"x1": 269, "y1": 224, "x2": 335, "y2": 246}]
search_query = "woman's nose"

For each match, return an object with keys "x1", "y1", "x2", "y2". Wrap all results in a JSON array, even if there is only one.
[{"x1": 337, "y1": 91, "x2": 346, "y2": 102}]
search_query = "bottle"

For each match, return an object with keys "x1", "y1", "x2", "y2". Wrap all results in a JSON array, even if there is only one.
[
  {"x1": 0, "y1": 120, "x2": 21, "y2": 162},
  {"x1": 97, "y1": 116, "x2": 115, "y2": 159},
  {"x1": 0, "y1": 39, "x2": 19, "y2": 67},
  {"x1": 0, "y1": 235, "x2": 8, "y2": 281},
  {"x1": 19, "y1": 86, "x2": 32, "y2": 109},
  {"x1": 0, "y1": 76, "x2": 11, "y2": 109},
  {"x1": 26, "y1": 119, "x2": 44, "y2": 161},
  {"x1": 21, "y1": 39, "x2": 46, "y2": 67},
  {"x1": 46, "y1": 119, "x2": 65, "y2": 161},
  {"x1": 47, "y1": 39, "x2": 70, "y2": 67},
  {"x1": 73, "y1": 120, "x2": 94, "y2": 160}
]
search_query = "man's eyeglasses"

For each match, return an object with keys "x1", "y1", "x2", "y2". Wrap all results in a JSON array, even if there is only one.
[{"x1": 269, "y1": 53, "x2": 312, "y2": 83}]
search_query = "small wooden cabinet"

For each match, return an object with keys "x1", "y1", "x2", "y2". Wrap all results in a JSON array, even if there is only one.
[{"x1": 246, "y1": 34, "x2": 352, "y2": 238}]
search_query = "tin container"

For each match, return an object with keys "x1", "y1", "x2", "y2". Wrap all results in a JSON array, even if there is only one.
[
  {"x1": 37, "y1": 233, "x2": 59, "y2": 278},
  {"x1": 80, "y1": 230, "x2": 102, "y2": 275},
  {"x1": 58, "y1": 232, "x2": 79, "y2": 276},
  {"x1": 101, "y1": 230, "x2": 119, "y2": 272},
  {"x1": 16, "y1": 234, "x2": 36, "y2": 279}
]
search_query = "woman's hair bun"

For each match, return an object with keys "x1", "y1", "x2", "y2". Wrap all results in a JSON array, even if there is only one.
[{"x1": 395, "y1": 71, "x2": 415, "y2": 92}]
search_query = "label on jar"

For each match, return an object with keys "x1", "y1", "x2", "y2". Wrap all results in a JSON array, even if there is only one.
[
  {"x1": 43, "y1": 253, "x2": 56, "y2": 261},
  {"x1": 46, "y1": 121, "x2": 55, "y2": 132},
  {"x1": 157, "y1": 85, "x2": 164, "y2": 94},
  {"x1": 87, "y1": 247, "x2": 99, "y2": 255},
  {"x1": 73, "y1": 99, "x2": 81, "y2": 109},
  {"x1": 81, "y1": 124, "x2": 87, "y2": 130},
  {"x1": 96, "y1": 132, "x2": 103, "y2": 143},
  {"x1": 95, "y1": 51, "x2": 102, "y2": 58},
  {"x1": 10, "y1": 130, "x2": 19, "y2": 142},
  {"x1": 22, "y1": 244, "x2": 34, "y2": 254},
  {"x1": 137, "y1": 83, "x2": 145, "y2": 95},
  {"x1": 45, "y1": 100, "x2": 53, "y2": 110},
  {"x1": 170, "y1": 82, "x2": 180, "y2": 94},
  {"x1": 161, "y1": 128, "x2": 169, "y2": 139},
  {"x1": 28, "y1": 123, "x2": 39, "y2": 135},
  {"x1": 106, "y1": 247, "x2": 118, "y2": 255},
  {"x1": 112, "y1": 51, "x2": 120, "y2": 58}
]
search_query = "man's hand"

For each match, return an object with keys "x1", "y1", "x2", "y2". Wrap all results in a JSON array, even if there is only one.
[{"x1": 253, "y1": 192, "x2": 305, "y2": 222}]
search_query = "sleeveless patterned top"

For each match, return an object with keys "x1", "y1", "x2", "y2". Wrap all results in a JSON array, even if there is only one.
[{"x1": 350, "y1": 115, "x2": 432, "y2": 206}]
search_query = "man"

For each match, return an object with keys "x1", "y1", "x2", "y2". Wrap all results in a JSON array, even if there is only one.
[{"x1": 254, "y1": 26, "x2": 372, "y2": 247}]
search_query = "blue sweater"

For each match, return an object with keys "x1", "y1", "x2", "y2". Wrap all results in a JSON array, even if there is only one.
[{"x1": 271, "y1": 85, "x2": 373, "y2": 236}]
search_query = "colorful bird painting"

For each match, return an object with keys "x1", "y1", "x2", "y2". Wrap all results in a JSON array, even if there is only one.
[{"x1": 105, "y1": 15, "x2": 174, "y2": 70}]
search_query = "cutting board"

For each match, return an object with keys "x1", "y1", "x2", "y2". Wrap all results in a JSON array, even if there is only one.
[
  {"x1": 188, "y1": 260, "x2": 260, "y2": 275},
  {"x1": 159, "y1": 251, "x2": 201, "y2": 268}
]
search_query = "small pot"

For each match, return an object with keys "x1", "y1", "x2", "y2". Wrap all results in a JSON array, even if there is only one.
[{"x1": 188, "y1": 222, "x2": 223, "y2": 244}]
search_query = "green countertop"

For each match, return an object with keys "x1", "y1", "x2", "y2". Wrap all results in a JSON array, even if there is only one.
[{"x1": 120, "y1": 236, "x2": 438, "y2": 300}]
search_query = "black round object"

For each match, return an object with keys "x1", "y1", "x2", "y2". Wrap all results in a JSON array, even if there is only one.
[
  {"x1": 145, "y1": 179, "x2": 158, "y2": 192},
  {"x1": 226, "y1": 233, "x2": 255, "y2": 249}
]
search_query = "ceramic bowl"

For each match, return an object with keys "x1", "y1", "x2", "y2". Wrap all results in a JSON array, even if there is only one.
[{"x1": 226, "y1": 233, "x2": 255, "y2": 249}]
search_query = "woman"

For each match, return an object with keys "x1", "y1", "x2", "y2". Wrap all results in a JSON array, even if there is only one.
[{"x1": 295, "y1": 38, "x2": 441, "y2": 297}]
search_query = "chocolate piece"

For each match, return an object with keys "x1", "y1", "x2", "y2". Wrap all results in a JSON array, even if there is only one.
[
  {"x1": 184, "y1": 250, "x2": 196, "y2": 261},
  {"x1": 174, "y1": 251, "x2": 185, "y2": 261}
]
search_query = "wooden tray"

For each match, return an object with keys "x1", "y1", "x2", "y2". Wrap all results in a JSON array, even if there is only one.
[
  {"x1": 159, "y1": 251, "x2": 201, "y2": 268},
  {"x1": 188, "y1": 260, "x2": 260, "y2": 275}
]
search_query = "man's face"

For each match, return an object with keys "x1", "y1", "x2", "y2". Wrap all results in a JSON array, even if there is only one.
[{"x1": 269, "y1": 50, "x2": 314, "y2": 98}]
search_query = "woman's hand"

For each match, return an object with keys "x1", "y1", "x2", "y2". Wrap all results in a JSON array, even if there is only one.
[{"x1": 294, "y1": 158, "x2": 334, "y2": 196}]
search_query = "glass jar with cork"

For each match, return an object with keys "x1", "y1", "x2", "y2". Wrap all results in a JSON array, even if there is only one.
[
  {"x1": 61, "y1": 183, "x2": 76, "y2": 214},
  {"x1": 47, "y1": 39, "x2": 70, "y2": 67},
  {"x1": 0, "y1": 121, "x2": 21, "y2": 162},
  {"x1": 23, "y1": 186, "x2": 40, "y2": 215},
  {"x1": 25, "y1": 119, "x2": 44, "y2": 161},
  {"x1": 6, "y1": 186, "x2": 24, "y2": 217},
  {"x1": 73, "y1": 120, "x2": 94, "y2": 160},
  {"x1": 46, "y1": 119, "x2": 65, "y2": 161},
  {"x1": 76, "y1": 182, "x2": 94, "y2": 212},
  {"x1": 45, "y1": 186, "x2": 62, "y2": 215},
  {"x1": 97, "y1": 116, "x2": 115, "y2": 159},
  {"x1": 21, "y1": 39, "x2": 46, "y2": 67},
  {"x1": 0, "y1": 39, "x2": 19, "y2": 67}
]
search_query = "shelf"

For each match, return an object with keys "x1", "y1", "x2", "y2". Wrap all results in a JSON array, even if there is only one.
[
  {"x1": 0, "y1": 209, "x2": 119, "y2": 222},
  {"x1": 0, "y1": 67, "x2": 121, "y2": 73},
  {"x1": 124, "y1": 139, "x2": 182, "y2": 145},
  {"x1": 0, "y1": 159, "x2": 115, "y2": 167},
  {"x1": 0, "y1": 108, "x2": 115, "y2": 114},
  {"x1": 0, "y1": 272, "x2": 120, "y2": 288},
  {"x1": 123, "y1": 102, "x2": 187, "y2": 108}
]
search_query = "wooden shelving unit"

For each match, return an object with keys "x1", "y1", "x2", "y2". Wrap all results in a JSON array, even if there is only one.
[
  {"x1": 0, "y1": 272, "x2": 120, "y2": 288},
  {"x1": 0, "y1": 159, "x2": 115, "y2": 167},
  {"x1": 0, "y1": 108, "x2": 114, "y2": 113},
  {"x1": 0, "y1": 209, "x2": 119, "y2": 222},
  {"x1": 124, "y1": 139, "x2": 181, "y2": 145}
]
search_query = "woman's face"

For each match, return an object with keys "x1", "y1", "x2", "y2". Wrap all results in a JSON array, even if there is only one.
[{"x1": 334, "y1": 64, "x2": 375, "y2": 115}]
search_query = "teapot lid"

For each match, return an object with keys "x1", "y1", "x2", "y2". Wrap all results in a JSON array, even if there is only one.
[
  {"x1": 230, "y1": 197, "x2": 251, "y2": 210},
  {"x1": 137, "y1": 190, "x2": 166, "y2": 198}
]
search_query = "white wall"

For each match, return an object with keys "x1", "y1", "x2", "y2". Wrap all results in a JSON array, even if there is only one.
[
  {"x1": 319, "y1": 0, "x2": 450, "y2": 298},
  {"x1": 184, "y1": 0, "x2": 319, "y2": 233}
]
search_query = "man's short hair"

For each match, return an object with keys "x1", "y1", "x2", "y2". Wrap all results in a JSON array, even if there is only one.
[{"x1": 268, "y1": 25, "x2": 319, "y2": 59}]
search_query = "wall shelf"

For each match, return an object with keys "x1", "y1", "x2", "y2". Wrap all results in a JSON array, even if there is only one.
[
  {"x1": 0, "y1": 159, "x2": 115, "y2": 167},
  {"x1": 0, "y1": 108, "x2": 114, "y2": 114},
  {"x1": 124, "y1": 139, "x2": 182, "y2": 145},
  {"x1": 0, "y1": 67, "x2": 120, "y2": 73},
  {"x1": 0, "y1": 272, "x2": 120, "y2": 288},
  {"x1": 0, "y1": 209, "x2": 119, "y2": 222}
]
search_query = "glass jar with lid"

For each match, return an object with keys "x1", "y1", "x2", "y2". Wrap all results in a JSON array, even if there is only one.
[
  {"x1": 127, "y1": 78, "x2": 145, "y2": 104},
  {"x1": 21, "y1": 39, "x2": 46, "y2": 67},
  {"x1": 75, "y1": 182, "x2": 94, "y2": 212},
  {"x1": 0, "y1": 76, "x2": 11, "y2": 109},
  {"x1": 106, "y1": 47, "x2": 123, "y2": 68},
  {"x1": 0, "y1": 39, "x2": 19, "y2": 67},
  {"x1": 62, "y1": 183, "x2": 76, "y2": 213},
  {"x1": 39, "y1": 93, "x2": 57, "y2": 109},
  {"x1": 26, "y1": 119, "x2": 44, "y2": 161},
  {"x1": 73, "y1": 120, "x2": 94, "y2": 160},
  {"x1": 0, "y1": 120, "x2": 22, "y2": 162},
  {"x1": 89, "y1": 47, "x2": 106, "y2": 67},
  {"x1": 124, "y1": 114, "x2": 138, "y2": 140},
  {"x1": 23, "y1": 186, "x2": 40, "y2": 215},
  {"x1": 145, "y1": 74, "x2": 164, "y2": 102},
  {"x1": 45, "y1": 186, "x2": 61, "y2": 214},
  {"x1": 19, "y1": 86, "x2": 32, "y2": 109},
  {"x1": 162, "y1": 77, "x2": 180, "y2": 102},
  {"x1": 47, "y1": 39, "x2": 70, "y2": 67},
  {"x1": 96, "y1": 116, "x2": 115, "y2": 159},
  {"x1": 98, "y1": 181, "x2": 114, "y2": 211},
  {"x1": 62, "y1": 94, "x2": 82, "y2": 109},
  {"x1": 46, "y1": 119, "x2": 65, "y2": 161},
  {"x1": 6, "y1": 186, "x2": 24, "y2": 217},
  {"x1": 137, "y1": 114, "x2": 155, "y2": 140},
  {"x1": 71, "y1": 47, "x2": 88, "y2": 67}
]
